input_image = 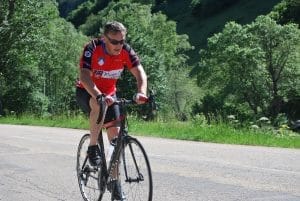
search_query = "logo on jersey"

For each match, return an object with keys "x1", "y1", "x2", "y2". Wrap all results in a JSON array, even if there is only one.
[
  {"x1": 98, "y1": 57, "x2": 104, "y2": 66},
  {"x1": 94, "y1": 69, "x2": 123, "y2": 79},
  {"x1": 84, "y1": 51, "x2": 91, "y2": 58}
]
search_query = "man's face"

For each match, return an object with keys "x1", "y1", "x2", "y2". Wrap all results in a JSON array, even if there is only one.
[{"x1": 104, "y1": 31, "x2": 126, "y2": 56}]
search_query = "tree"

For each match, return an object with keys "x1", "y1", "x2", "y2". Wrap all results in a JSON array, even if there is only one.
[
  {"x1": 0, "y1": 0, "x2": 50, "y2": 114},
  {"x1": 0, "y1": 0, "x2": 87, "y2": 115},
  {"x1": 248, "y1": 16, "x2": 300, "y2": 119},
  {"x1": 196, "y1": 15, "x2": 300, "y2": 121},
  {"x1": 66, "y1": 0, "x2": 94, "y2": 28},
  {"x1": 166, "y1": 68, "x2": 200, "y2": 121}
]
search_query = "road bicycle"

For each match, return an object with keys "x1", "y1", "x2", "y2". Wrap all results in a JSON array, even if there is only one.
[{"x1": 76, "y1": 92, "x2": 156, "y2": 201}]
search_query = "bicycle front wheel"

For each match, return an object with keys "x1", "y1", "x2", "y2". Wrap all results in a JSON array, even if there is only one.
[
  {"x1": 119, "y1": 137, "x2": 153, "y2": 201},
  {"x1": 76, "y1": 134, "x2": 101, "y2": 201}
]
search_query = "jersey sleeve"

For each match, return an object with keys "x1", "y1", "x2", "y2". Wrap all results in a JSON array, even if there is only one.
[
  {"x1": 123, "y1": 44, "x2": 140, "y2": 69},
  {"x1": 79, "y1": 41, "x2": 95, "y2": 70}
]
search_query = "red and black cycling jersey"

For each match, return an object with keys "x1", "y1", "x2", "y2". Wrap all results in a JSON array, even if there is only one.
[{"x1": 76, "y1": 38, "x2": 140, "y2": 95}]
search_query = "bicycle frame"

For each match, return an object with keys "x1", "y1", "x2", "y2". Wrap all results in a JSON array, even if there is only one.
[
  {"x1": 97, "y1": 100, "x2": 135, "y2": 195},
  {"x1": 78, "y1": 101, "x2": 131, "y2": 193}
]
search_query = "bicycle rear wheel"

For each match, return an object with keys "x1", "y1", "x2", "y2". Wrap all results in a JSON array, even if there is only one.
[
  {"x1": 77, "y1": 134, "x2": 101, "y2": 201},
  {"x1": 119, "y1": 137, "x2": 153, "y2": 201}
]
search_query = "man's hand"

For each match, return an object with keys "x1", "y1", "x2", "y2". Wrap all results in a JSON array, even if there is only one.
[
  {"x1": 96, "y1": 94, "x2": 115, "y2": 106},
  {"x1": 104, "y1": 95, "x2": 115, "y2": 106},
  {"x1": 134, "y1": 93, "x2": 148, "y2": 104}
]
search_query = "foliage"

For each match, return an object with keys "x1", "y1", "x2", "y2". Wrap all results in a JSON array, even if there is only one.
[
  {"x1": 66, "y1": 0, "x2": 110, "y2": 28},
  {"x1": 66, "y1": 0, "x2": 94, "y2": 28},
  {"x1": 131, "y1": 0, "x2": 156, "y2": 5},
  {"x1": 0, "y1": 0, "x2": 87, "y2": 115},
  {"x1": 165, "y1": 68, "x2": 200, "y2": 121},
  {"x1": 66, "y1": 0, "x2": 160, "y2": 28},
  {"x1": 196, "y1": 15, "x2": 300, "y2": 122},
  {"x1": 56, "y1": 0, "x2": 86, "y2": 17},
  {"x1": 190, "y1": 0, "x2": 202, "y2": 9},
  {"x1": 1, "y1": 0, "x2": 50, "y2": 114},
  {"x1": 191, "y1": 0, "x2": 240, "y2": 18},
  {"x1": 269, "y1": 0, "x2": 300, "y2": 25}
]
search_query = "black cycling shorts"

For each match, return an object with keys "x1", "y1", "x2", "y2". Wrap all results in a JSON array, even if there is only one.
[{"x1": 76, "y1": 87, "x2": 121, "y2": 126}]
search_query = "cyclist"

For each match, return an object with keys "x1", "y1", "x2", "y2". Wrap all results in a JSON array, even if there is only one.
[{"x1": 76, "y1": 21, "x2": 148, "y2": 200}]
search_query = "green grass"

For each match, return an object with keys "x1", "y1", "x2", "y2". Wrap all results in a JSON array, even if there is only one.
[
  {"x1": 0, "y1": 115, "x2": 299, "y2": 148},
  {"x1": 0, "y1": 114, "x2": 89, "y2": 129},
  {"x1": 129, "y1": 120, "x2": 300, "y2": 149}
]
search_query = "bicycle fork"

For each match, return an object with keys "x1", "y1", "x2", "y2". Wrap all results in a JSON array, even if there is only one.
[{"x1": 124, "y1": 141, "x2": 144, "y2": 183}]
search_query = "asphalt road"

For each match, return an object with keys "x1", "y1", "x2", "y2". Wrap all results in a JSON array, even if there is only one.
[{"x1": 0, "y1": 124, "x2": 299, "y2": 201}]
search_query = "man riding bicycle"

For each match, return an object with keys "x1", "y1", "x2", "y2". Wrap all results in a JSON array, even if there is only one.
[{"x1": 76, "y1": 21, "x2": 148, "y2": 200}]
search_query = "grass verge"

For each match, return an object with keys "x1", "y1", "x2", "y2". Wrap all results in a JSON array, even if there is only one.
[
  {"x1": 129, "y1": 120, "x2": 300, "y2": 148},
  {"x1": 0, "y1": 115, "x2": 299, "y2": 148}
]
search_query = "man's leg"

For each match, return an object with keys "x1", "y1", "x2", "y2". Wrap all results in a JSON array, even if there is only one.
[
  {"x1": 89, "y1": 97, "x2": 101, "y2": 145},
  {"x1": 107, "y1": 126, "x2": 120, "y2": 178},
  {"x1": 76, "y1": 87, "x2": 101, "y2": 146},
  {"x1": 87, "y1": 97, "x2": 102, "y2": 166},
  {"x1": 76, "y1": 87, "x2": 102, "y2": 166}
]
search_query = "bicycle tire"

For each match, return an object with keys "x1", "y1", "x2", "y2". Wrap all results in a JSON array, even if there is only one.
[
  {"x1": 76, "y1": 134, "x2": 101, "y2": 201},
  {"x1": 119, "y1": 137, "x2": 153, "y2": 201}
]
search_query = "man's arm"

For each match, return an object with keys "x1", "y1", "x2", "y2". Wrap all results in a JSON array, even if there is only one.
[
  {"x1": 79, "y1": 68, "x2": 102, "y2": 99},
  {"x1": 129, "y1": 64, "x2": 147, "y2": 95}
]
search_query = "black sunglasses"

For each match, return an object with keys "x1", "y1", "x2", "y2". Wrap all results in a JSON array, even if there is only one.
[{"x1": 105, "y1": 34, "x2": 125, "y2": 45}]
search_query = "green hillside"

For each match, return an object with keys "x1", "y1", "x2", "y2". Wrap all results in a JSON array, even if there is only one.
[
  {"x1": 58, "y1": 0, "x2": 282, "y2": 62},
  {"x1": 157, "y1": 0, "x2": 282, "y2": 62}
]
